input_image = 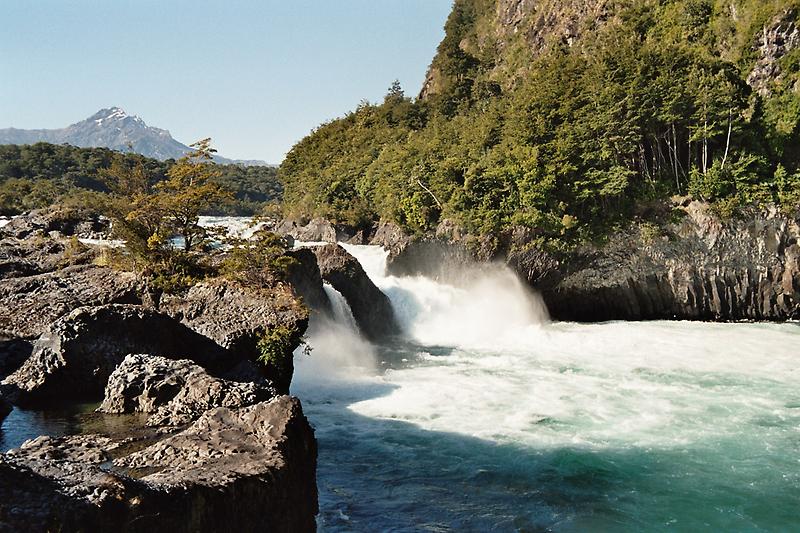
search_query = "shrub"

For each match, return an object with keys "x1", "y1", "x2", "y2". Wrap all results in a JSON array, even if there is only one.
[{"x1": 221, "y1": 229, "x2": 297, "y2": 287}]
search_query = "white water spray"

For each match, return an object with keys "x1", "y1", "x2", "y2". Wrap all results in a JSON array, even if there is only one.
[
  {"x1": 294, "y1": 283, "x2": 376, "y2": 383},
  {"x1": 284, "y1": 239, "x2": 800, "y2": 531},
  {"x1": 340, "y1": 243, "x2": 550, "y2": 349}
]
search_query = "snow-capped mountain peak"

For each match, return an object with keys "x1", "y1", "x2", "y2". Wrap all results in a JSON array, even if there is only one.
[{"x1": 0, "y1": 108, "x2": 268, "y2": 165}]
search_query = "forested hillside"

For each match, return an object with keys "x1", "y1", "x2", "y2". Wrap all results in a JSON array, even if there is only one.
[
  {"x1": 0, "y1": 143, "x2": 281, "y2": 215},
  {"x1": 280, "y1": 0, "x2": 800, "y2": 248}
]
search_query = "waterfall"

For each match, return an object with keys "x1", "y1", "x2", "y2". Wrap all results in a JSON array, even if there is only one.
[
  {"x1": 340, "y1": 243, "x2": 549, "y2": 350},
  {"x1": 323, "y1": 283, "x2": 359, "y2": 333},
  {"x1": 294, "y1": 283, "x2": 377, "y2": 381}
]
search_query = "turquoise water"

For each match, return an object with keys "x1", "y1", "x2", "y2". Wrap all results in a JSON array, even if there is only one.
[{"x1": 293, "y1": 245, "x2": 800, "y2": 532}]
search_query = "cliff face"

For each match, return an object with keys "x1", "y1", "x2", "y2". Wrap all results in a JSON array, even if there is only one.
[
  {"x1": 420, "y1": 0, "x2": 611, "y2": 98},
  {"x1": 534, "y1": 203, "x2": 800, "y2": 321},
  {"x1": 420, "y1": 0, "x2": 799, "y2": 99},
  {"x1": 380, "y1": 202, "x2": 800, "y2": 322}
]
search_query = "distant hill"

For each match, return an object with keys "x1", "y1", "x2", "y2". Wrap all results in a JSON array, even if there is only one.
[{"x1": 0, "y1": 107, "x2": 270, "y2": 166}]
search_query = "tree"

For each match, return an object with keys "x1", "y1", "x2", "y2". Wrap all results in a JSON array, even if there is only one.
[
  {"x1": 385, "y1": 79, "x2": 405, "y2": 103},
  {"x1": 129, "y1": 138, "x2": 232, "y2": 252}
]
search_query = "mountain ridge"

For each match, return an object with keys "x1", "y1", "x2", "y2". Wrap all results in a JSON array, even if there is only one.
[{"x1": 0, "y1": 107, "x2": 272, "y2": 166}]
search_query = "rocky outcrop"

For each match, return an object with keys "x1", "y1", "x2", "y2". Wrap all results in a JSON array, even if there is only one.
[
  {"x1": 0, "y1": 208, "x2": 110, "y2": 241},
  {"x1": 382, "y1": 202, "x2": 800, "y2": 322},
  {"x1": 746, "y1": 9, "x2": 800, "y2": 97},
  {"x1": 1, "y1": 304, "x2": 228, "y2": 406},
  {"x1": 274, "y1": 217, "x2": 341, "y2": 243},
  {"x1": 420, "y1": 0, "x2": 612, "y2": 99},
  {"x1": 0, "y1": 265, "x2": 142, "y2": 339},
  {"x1": 157, "y1": 280, "x2": 308, "y2": 393},
  {"x1": 0, "y1": 396, "x2": 318, "y2": 532},
  {"x1": 274, "y1": 216, "x2": 370, "y2": 244},
  {"x1": 380, "y1": 219, "x2": 497, "y2": 283},
  {"x1": 539, "y1": 203, "x2": 800, "y2": 321},
  {"x1": 0, "y1": 235, "x2": 97, "y2": 279},
  {"x1": 99, "y1": 354, "x2": 275, "y2": 427},
  {"x1": 312, "y1": 244, "x2": 400, "y2": 340},
  {"x1": 369, "y1": 221, "x2": 412, "y2": 257},
  {"x1": 285, "y1": 247, "x2": 333, "y2": 315}
]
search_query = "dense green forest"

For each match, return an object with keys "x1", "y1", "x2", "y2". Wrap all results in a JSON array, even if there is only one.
[
  {"x1": 280, "y1": 0, "x2": 800, "y2": 248},
  {"x1": 0, "y1": 143, "x2": 281, "y2": 216}
]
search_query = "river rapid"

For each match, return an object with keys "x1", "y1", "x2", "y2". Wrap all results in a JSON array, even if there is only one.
[{"x1": 293, "y1": 244, "x2": 800, "y2": 532}]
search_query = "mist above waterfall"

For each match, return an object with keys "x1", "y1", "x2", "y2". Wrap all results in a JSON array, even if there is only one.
[
  {"x1": 341, "y1": 244, "x2": 549, "y2": 349},
  {"x1": 293, "y1": 283, "x2": 377, "y2": 382}
]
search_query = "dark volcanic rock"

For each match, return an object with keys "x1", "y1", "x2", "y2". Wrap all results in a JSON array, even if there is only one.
[
  {"x1": 0, "y1": 336, "x2": 32, "y2": 379},
  {"x1": 274, "y1": 216, "x2": 364, "y2": 243},
  {"x1": 385, "y1": 237, "x2": 476, "y2": 281},
  {"x1": 505, "y1": 202, "x2": 800, "y2": 321},
  {"x1": 285, "y1": 247, "x2": 333, "y2": 315},
  {"x1": 0, "y1": 235, "x2": 96, "y2": 279},
  {"x1": 274, "y1": 217, "x2": 338, "y2": 242},
  {"x1": 1, "y1": 208, "x2": 110, "y2": 241},
  {"x1": 157, "y1": 280, "x2": 309, "y2": 394},
  {"x1": 0, "y1": 265, "x2": 142, "y2": 339},
  {"x1": 0, "y1": 396, "x2": 317, "y2": 533},
  {"x1": 383, "y1": 202, "x2": 800, "y2": 321},
  {"x1": 541, "y1": 203, "x2": 800, "y2": 321},
  {"x1": 0, "y1": 395, "x2": 10, "y2": 424},
  {"x1": 369, "y1": 220, "x2": 412, "y2": 257},
  {"x1": 379, "y1": 219, "x2": 498, "y2": 282},
  {"x1": 1, "y1": 304, "x2": 228, "y2": 406},
  {"x1": 312, "y1": 244, "x2": 399, "y2": 340},
  {"x1": 99, "y1": 354, "x2": 276, "y2": 427}
]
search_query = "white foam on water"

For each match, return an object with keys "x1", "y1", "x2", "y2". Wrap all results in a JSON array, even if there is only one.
[
  {"x1": 349, "y1": 320, "x2": 799, "y2": 449},
  {"x1": 289, "y1": 242, "x2": 800, "y2": 530},
  {"x1": 297, "y1": 244, "x2": 800, "y2": 452},
  {"x1": 198, "y1": 215, "x2": 267, "y2": 240}
]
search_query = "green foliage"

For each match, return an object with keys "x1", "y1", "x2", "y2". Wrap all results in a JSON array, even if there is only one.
[
  {"x1": 256, "y1": 325, "x2": 299, "y2": 371},
  {"x1": 0, "y1": 142, "x2": 281, "y2": 216},
  {"x1": 639, "y1": 222, "x2": 664, "y2": 245},
  {"x1": 221, "y1": 229, "x2": 297, "y2": 287},
  {"x1": 279, "y1": 1, "x2": 800, "y2": 244}
]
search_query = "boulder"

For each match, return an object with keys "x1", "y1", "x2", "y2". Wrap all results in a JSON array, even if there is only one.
[
  {"x1": 274, "y1": 216, "x2": 362, "y2": 243},
  {"x1": 0, "y1": 265, "x2": 142, "y2": 339},
  {"x1": 384, "y1": 237, "x2": 476, "y2": 281},
  {"x1": 0, "y1": 396, "x2": 318, "y2": 532},
  {"x1": 99, "y1": 354, "x2": 276, "y2": 427},
  {"x1": 1, "y1": 304, "x2": 228, "y2": 406},
  {"x1": 285, "y1": 247, "x2": 333, "y2": 315},
  {"x1": 0, "y1": 236, "x2": 96, "y2": 279},
  {"x1": 0, "y1": 208, "x2": 110, "y2": 241},
  {"x1": 274, "y1": 217, "x2": 337, "y2": 242},
  {"x1": 312, "y1": 244, "x2": 399, "y2": 340},
  {"x1": 369, "y1": 220, "x2": 411, "y2": 256},
  {"x1": 158, "y1": 280, "x2": 309, "y2": 394}
]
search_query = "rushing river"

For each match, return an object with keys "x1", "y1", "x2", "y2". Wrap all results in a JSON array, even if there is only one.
[{"x1": 292, "y1": 244, "x2": 800, "y2": 532}]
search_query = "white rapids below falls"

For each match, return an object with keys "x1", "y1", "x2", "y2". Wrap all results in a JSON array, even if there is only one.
[{"x1": 292, "y1": 243, "x2": 800, "y2": 532}]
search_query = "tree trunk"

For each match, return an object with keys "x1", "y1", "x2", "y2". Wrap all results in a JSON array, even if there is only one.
[{"x1": 721, "y1": 108, "x2": 733, "y2": 171}]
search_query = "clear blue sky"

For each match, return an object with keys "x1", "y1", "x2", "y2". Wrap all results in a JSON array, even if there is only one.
[{"x1": 1, "y1": 0, "x2": 452, "y2": 163}]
